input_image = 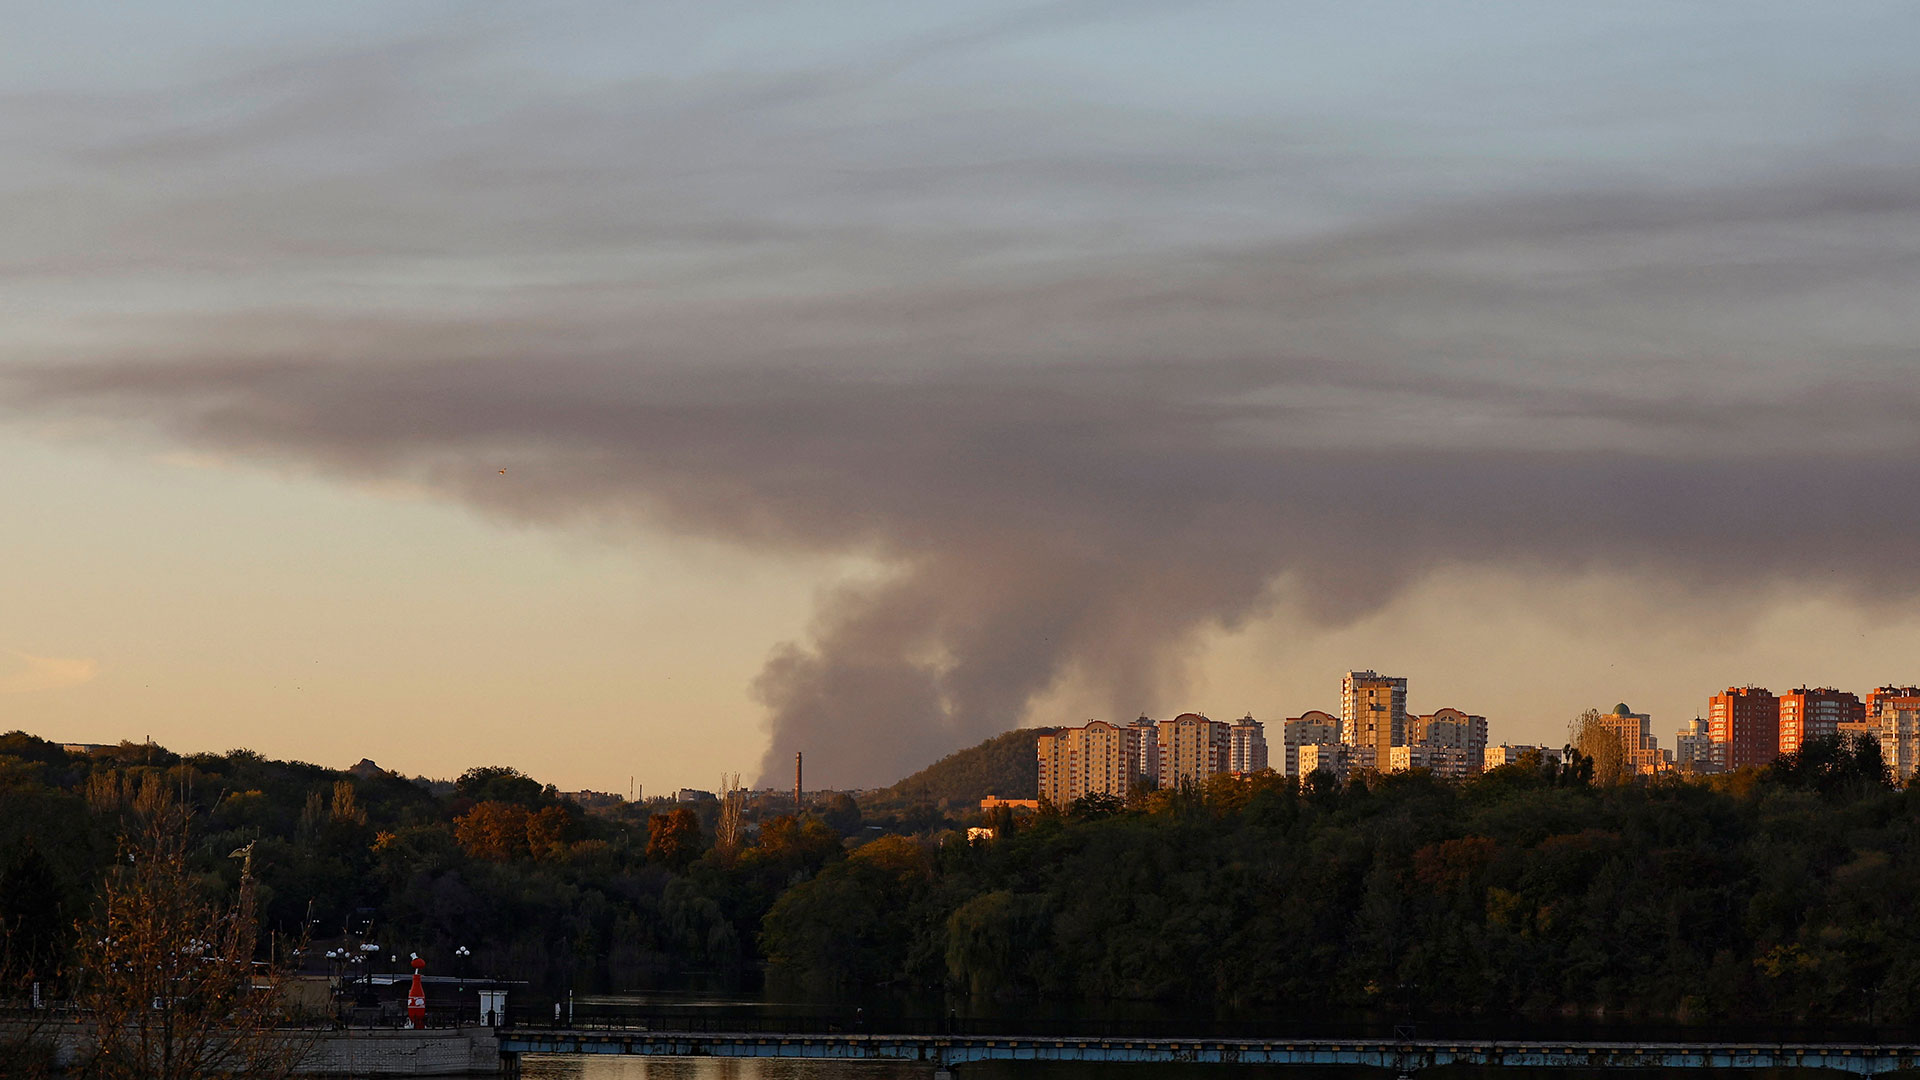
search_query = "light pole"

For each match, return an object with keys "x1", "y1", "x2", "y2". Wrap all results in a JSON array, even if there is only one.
[
  {"x1": 358, "y1": 941, "x2": 379, "y2": 1001},
  {"x1": 454, "y1": 946, "x2": 472, "y2": 1026}
]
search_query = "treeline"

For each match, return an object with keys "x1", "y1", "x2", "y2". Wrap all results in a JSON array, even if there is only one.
[
  {"x1": 7, "y1": 731, "x2": 1920, "y2": 1027},
  {"x1": 762, "y1": 738, "x2": 1920, "y2": 1025},
  {"x1": 0, "y1": 734, "x2": 868, "y2": 996}
]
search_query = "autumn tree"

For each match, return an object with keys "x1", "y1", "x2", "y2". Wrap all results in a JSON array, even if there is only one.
[
  {"x1": 1569, "y1": 708, "x2": 1628, "y2": 786},
  {"x1": 524, "y1": 805, "x2": 579, "y2": 859},
  {"x1": 715, "y1": 775, "x2": 746, "y2": 853},
  {"x1": 453, "y1": 801, "x2": 529, "y2": 860},
  {"x1": 645, "y1": 808, "x2": 704, "y2": 871},
  {"x1": 73, "y1": 807, "x2": 309, "y2": 1080}
]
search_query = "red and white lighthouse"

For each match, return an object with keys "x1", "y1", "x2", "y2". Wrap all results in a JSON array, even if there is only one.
[{"x1": 406, "y1": 956, "x2": 427, "y2": 1029}]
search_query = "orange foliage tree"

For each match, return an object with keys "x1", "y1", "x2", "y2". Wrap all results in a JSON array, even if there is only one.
[{"x1": 453, "y1": 801, "x2": 529, "y2": 860}]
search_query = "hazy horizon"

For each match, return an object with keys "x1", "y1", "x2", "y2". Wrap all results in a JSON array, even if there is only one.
[{"x1": 6, "y1": 2, "x2": 1920, "y2": 792}]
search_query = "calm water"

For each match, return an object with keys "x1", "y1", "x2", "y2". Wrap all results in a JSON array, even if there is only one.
[
  {"x1": 517, "y1": 1062, "x2": 1362, "y2": 1080},
  {"x1": 522, "y1": 1060, "x2": 929, "y2": 1080}
]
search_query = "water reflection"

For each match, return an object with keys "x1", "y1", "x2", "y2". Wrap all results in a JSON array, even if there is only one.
[{"x1": 522, "y1": 1059, "x2": 929, "y2": 1080}]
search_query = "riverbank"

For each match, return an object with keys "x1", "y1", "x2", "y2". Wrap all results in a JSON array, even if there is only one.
[{"x1": 5, "y1": 1021, "x2": 502, "y2": 1076}]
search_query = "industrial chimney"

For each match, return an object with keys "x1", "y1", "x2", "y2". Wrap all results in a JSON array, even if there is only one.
[{"x1": 794, "y1": 751, "x2": 803, "y2": 811}]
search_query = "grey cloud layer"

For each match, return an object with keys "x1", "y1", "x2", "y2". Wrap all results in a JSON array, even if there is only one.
[{"x1": 6, "y1": 4, "x2": 1920, "y2": 784}]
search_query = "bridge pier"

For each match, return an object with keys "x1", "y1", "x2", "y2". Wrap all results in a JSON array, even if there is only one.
[{"x1": 499, "y1": 1049, "x2": 520, "y2": 1080}]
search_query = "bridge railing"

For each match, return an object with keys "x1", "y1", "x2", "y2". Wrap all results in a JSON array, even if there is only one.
[{"x1": 503, "y1": 1002, "x2": 1920, "y2": 1047}]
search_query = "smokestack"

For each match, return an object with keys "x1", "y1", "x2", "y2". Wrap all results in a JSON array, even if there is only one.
[{"x1": 794, "y1": 751, "x2": 803, "y2": 812}]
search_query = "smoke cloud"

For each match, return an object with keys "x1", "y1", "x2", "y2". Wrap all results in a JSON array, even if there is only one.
[{"x1": 5, "y1": 5, "x2": 1920, "y2": 784}]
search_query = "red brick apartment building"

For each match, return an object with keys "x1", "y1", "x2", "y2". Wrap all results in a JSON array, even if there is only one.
[
  {"x1": 1708, "y1": 686, "x2": 1779, "y2": 771},
  {"x1": 1778, "y1": 687, "x2": 1864, "y2": 756}
]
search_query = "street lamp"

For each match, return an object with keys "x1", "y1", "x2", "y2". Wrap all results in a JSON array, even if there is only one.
[
  {"x1": 358, "y1": 942, "x2": 379, "y2": 998},
  {"x1": 453, "y1": 946, "x2": 472, "y2": 1028}
]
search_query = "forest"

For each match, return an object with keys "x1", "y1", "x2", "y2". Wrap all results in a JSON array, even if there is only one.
[{"x1": 3, "y1": 728, "x2": 1918, "y2": 1030}]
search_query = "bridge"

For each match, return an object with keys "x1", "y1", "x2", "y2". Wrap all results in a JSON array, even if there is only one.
[{"x1": 497, "y1": 1027, "x2": 1920, "y2": 1077}]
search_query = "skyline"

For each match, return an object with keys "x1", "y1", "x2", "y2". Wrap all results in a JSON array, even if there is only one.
[{"x1": 6, "y1": 3, "x2": 1920, "y2": 791}]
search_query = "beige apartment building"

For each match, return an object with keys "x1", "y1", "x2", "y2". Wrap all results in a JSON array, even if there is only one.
[
  {"x1": 1483, "y1": 744, "x2": 1563, "y2": 770},
  {"x1": 1281, "y1": 712, "x2": 1341, "y2": 776},
  {"x1": 1389, "y1": 744, "x2": 1478, "y2": 779},
  {"x1": 1670, "y1": 717, "x2": 1713, "y2": 772},
  {"x1": 1298, "y1": 742, "x2": 1366, "y2": 781},
  {"x1": 1863, "y1": 686, "x2": 1920, "y2": 781},
  {"x1": 1342, "y1": 670, "x2": 1407, "y2": 760},
  {"x1": 1036, "y1": 720, "x2": 1145, "y2": 805},
  {"x1": 1158, "y1": 712, "x2": 1233, "y2": 788},
  {"x1": 1598, "y1": 703, "x2": 1667, "y2": 775}
]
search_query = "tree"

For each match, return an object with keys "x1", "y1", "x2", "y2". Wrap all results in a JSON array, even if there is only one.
[
  {"x1": 646, "y1": 809, "x2": 704, "y2": 871},
  {"x1": 524, "y1": 805, "x2": 579, "y2": 859},
  {"x1": 1568, "y1": 709, "x2": 1627, "y2": 786},
  {"x1": 453, "y1": 801, "x2": 530, "y2": 860},
  {"x1": 1, "y1": 840, "x2": 67, "y2": 1078},
  {"x1": 453, "y1": 766, "x2": 544, "y2": 807},
  {"x1": 72, "y1": 809, "x2": 309, "y2": 1080},
  {"x1": 715, "y1": 775, "x2": 746, "y2": 853}
]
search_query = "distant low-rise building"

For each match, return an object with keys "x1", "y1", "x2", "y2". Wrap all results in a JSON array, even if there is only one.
[
  {"x1": 1388, "y1": 744, "x2": 1477, "y2": 779},
  {"x1": 1672, "y1": 717, "x2": 1716, "y2": 772},
  {"x1": 1298, "y1": 742, "x2": 1358, "y2": 782},
  {"x1": 1483, "y1": 744, "x2": 1564, "y2": 771},
  {"x1": 1281, "y1": 711, "x2": 1341, "y2": 777},
  {"x1": 674, "y1": 788, "x2": 716, "y2": 803},
  {"x1": 979, "y1": 796, "x2": 1041, "y2": 811}
]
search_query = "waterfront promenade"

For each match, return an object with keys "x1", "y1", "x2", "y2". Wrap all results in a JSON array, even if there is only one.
[{"x1": 499, "y1": 1025, "x2": 1920, "y2": 1077}]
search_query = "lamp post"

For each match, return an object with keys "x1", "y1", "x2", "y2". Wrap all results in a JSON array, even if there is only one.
[
  {"x1": 454, "y1": 946, "x2": 472, "y2": 1027},
  {"x1": 358, "y1": 941, "x2": 379, "y2": 1001}
]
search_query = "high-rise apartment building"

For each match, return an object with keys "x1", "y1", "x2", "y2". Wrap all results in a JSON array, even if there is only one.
[
  {"x1": 1157, "y1": 712, "x2": 1232, "y2": 788},
  {"x1": 1036, "y1": 720, "x2": 1145, "y2": 805},
  {"x1": 1779, "y1": 687, "x2": 1866, "y2": 756},
  {"x1": 1864, "y1": 686, "x2": 1920, "y2": 780},
  {"x1": 1342, "y1": 670, "x2": 1407, "y2": 761},
  {"x1": 1227, "y1": 714, "x2": 1269, "y2": 774},
  {"x1": 1598, "y1": 703, "x2": 1666, "y2": 774},
  {"x1": 1411, "y1": 708, "x2": 1488, "y2": 768},
  {"x1": 1128, "y1": 715, "x2": 1160, "y2": 787},
  {"x1": 1281, "y1": 712, "x2": 1341, "y2": 777},
  {"x1": 1708, "y1": 686, "x2": 1780, "y2": 771}
]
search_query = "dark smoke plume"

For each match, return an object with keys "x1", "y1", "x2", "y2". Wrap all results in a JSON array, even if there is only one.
[{"x1": 7, "y1": 8, "x2": 1920, "y2": 785}]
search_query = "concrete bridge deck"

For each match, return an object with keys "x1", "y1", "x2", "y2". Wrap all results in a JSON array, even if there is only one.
[{"x1": 499, "y1": 1028, "x2": 1920, "y2": 1076}]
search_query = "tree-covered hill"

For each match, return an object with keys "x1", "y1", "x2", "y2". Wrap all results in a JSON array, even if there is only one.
[
  {"x1": 11, "y1": 725, "x2": 1920, "y2": 1030},
  {"x1": 861, "y1": 726, "x2": 1057, "y2": 813},
  {"x1": 769, "y1": 739, "x2": 1920, "y2": 1025}
]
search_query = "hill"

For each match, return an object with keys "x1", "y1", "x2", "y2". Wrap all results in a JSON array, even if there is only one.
[{"x1": 861, "y1": 727, "x2": 1056, "y2": 813}]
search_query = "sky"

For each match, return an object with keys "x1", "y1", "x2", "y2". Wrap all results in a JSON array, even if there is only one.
[{"x1": 4, "y1": 2, "x2": 1920, "y2": 792}]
